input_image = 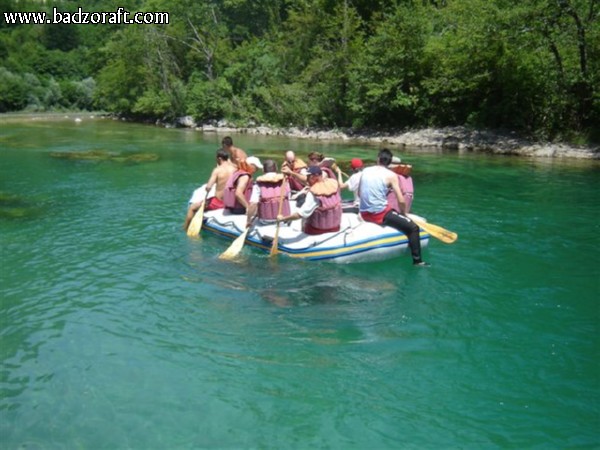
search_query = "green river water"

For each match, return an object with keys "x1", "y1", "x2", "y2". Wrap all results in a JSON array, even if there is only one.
[{"x1": 1, "y1": 116, "x2": 598, "y2": 449}]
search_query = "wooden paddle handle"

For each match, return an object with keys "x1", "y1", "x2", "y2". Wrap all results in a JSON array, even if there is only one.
[{"x1": 270, "y1": 177, "x2": 288, "y2": 257}]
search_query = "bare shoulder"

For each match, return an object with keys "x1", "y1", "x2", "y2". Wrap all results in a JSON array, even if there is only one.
[
  {"x1": 383, "y1": 167, "x2": 398, "y2": 184},
  {"x1": 217, "y1": 164, "x2": 235, "y2": 177},
  {"x1": 233, "y1": 147, "x2": 247, "y2": 158}
]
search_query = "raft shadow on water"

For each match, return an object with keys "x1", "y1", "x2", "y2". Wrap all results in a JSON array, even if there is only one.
[{"x1": 182, "y1": 240, "x2": 399, "y2": 308}]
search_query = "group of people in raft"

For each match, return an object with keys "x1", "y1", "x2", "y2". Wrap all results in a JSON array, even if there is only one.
[{"x1": 183, "y1": 136, "x2": 429, "y2": 266}]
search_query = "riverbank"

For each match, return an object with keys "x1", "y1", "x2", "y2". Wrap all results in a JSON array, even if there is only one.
[
  {"x1": 2, "y1": 112, "x2": 597, "y2": 159},
  {"x1": 180, "y1": 118, "x2": 598, "y2": 160}
]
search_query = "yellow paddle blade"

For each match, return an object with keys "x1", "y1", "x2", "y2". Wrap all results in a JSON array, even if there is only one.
[
  {"x1": 269, "y1": 225, "x2": 280, "y2": 257},
  {"x1": 186, "y1": 201, "x2": 206, "y2": 237},
  {"x1": 219, "y1": 228, "x2": 250, "y2": 260},
  {"x1": 408, "y1": 214, "x2": 458, "y2": 244}
]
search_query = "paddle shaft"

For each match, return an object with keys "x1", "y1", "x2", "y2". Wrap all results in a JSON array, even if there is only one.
[{"x1": 270, "y1": 177, "x2": 288, "y2": 257}]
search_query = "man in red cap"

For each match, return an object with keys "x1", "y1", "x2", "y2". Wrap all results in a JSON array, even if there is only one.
[{"x1": 336, "y1": 157, "x2": 364, "y2": 213}]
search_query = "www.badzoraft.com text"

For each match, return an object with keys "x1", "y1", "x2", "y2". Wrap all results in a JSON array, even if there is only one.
[{"x1": 2, "y1": 7, "x2": 169, "y2": 25}]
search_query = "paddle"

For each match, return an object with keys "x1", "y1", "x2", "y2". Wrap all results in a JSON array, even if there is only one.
[
  {"x1": 270, "y1": 176, "x2": 288, "y2": 257},
  {"x1": 186, "y1": 199, "x2": 206, "y2": 237},
  {"x1": 219, "y1": 225, "x2": 251, "y2": 260},
  {"x1": 407, "y1": 213, "x2": 458, "y2": 244}
]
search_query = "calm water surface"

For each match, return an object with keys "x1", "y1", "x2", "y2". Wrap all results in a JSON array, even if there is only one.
[{"x1": 1, "y1": 116, "x2": 599, "y2": 449}]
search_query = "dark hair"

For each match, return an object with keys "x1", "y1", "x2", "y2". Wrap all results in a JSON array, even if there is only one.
[
  {"x1": 263, "y1": 159, "x2": 277, "y2": 173},
  {"x1": 216, "y1": 149, "x2": 229, "y2": 160},
  {"x1": 378, "y1": 148, "x2": 393, "y2": 167},
  {"x1": 307, "y1": 151, "x2": 323, "y2": 161},
  {"x1": 221, "y1": 136, "x2": 233, "y2": 147}
]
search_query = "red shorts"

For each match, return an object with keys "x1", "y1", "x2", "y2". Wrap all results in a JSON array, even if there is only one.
[
  {"x1": 206, "y1": 197, "x2": 224, "y2": 211},
  {"x1": 360, "y1": 206, "x2": 392, "y2": 225}
]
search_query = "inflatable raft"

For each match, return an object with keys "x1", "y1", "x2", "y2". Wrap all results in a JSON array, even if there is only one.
[{"x1": 199, "y1": 208, "x2": 429, "y2": 263}]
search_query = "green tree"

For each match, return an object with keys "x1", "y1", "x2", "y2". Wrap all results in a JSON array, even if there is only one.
[
  {"x1": 0, "y1": 67, "x2": 28, "y2": 111},
  {"x1": 347, "y1": 2, "x2": 429, "y2": 128},
  {"x1": 94, "y1": 27, "x2": 147, "y2": 113}
]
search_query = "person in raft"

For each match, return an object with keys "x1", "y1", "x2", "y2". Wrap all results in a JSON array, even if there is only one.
[
  {"x1": 276, "y1": 165, "x2": 342, "y2": 235},
  {"x1": 282, "y1": 151, "x2": 334, "y2": 188},
  {"x1": 336, "y1": 157, "x2": 364, "y2": 213},
  {"x1": 221, "y1": 136, "x2": 247, "y2": 168},
  {"x1": 183, "y1": 149, "x2": 236, "y2": 230},
  {"x1": 388, "y1": 156, "x2": 414, "y2": 214},
  {"x1": 358, "y1": 148, "x2": 429, "y2": 266},
  {"x1": 280, "y1": 150, "x2": 307, "y2": 192},
  {"x1": 245, "y1": 159, "x2": 291, "y2": 227},
  {"x1": 223, "y1": 156, "x2": 263, "y2": 214}
]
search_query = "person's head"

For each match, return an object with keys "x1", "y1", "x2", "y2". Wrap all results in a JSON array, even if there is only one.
[
  {"x1": 307, "y1": 151, "x2": 324, "y2": 166},
  {"x1": 262, "y1": 159, "x2": 277, "y2": 173},
  {"x1": 306, "y1": 165, "x2": 322, "y2": 185},
  {"x1": 350, "y1": 158, "x2": 364, "y2": 172},
  {"x1": 216, "y1": 148, "x2": 229, "y2": 162},
  {"x1": 246, "y1": 156, "x2": 263, "y2": 174},
  {"x1": 377, "y1": 148, "x2": 393, "y2": 167},
  {"x1": 285, "y1": 150, "x2": 295, "y2": 163},
  {"x1": 221, "y1": 136, "x2": 233, "y2": 148}
]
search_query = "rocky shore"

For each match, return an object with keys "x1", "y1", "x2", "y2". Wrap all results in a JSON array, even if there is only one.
[
  {"x1": 174, "y1": 116, "x2": 599, "y2": 160},
  {"x1": 5, "y1": 113, "x2": 595, "y2": 159}
]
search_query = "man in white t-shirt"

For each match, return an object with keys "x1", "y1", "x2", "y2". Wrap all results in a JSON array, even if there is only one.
[
  {"x1": 336, "y1": 157, "x2": 363, "y2": 212},
  {"x1": 359, "y1": 149, "x2": 429, "y2": 266}
]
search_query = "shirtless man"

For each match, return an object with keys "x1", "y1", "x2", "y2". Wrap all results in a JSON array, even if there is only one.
[
  {"x1": 183, "y1": 149, "x2": 236, "y2": 231},
  {"x1": 221, "y1": 136, "x2": 247, "y2": 168}
]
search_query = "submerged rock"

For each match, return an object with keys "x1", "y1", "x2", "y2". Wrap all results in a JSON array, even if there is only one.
[
  {"x1": 0, "y1": 192, "x2": 42, "y2": 220},
  {"x1": 49, "y1": 150, "x2": 160, "y2": 163}
]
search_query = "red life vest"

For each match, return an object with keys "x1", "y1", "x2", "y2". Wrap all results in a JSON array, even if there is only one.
[
  {"x1": 287, "y1": 158, "x2": 307, "y2": 191},
  {"x1": 223, "y1": 170, "x2": 253, "y2": 211},
  {"x1": 304, "y1": 179, "x2": 342, "y2": 235},
  {"x1": 256, "y1": 175, "x2": 290, "y2": 220},
  {"x1": 399, "y1": 175, "x2": 414, "y2": 213},
  {"x1": 387, "y1": 174, "x2": 414, "y2": 213}
]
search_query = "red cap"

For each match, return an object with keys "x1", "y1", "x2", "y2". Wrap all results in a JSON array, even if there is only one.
[{"x1": 350, "y1": 158, "x2": 364, "y2": 169}]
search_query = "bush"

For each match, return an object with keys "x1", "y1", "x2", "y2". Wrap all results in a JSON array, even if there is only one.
[
  {"x1": 187, "y1": 75, "x2": 234, "y2": 122},
  {"x1": 0, "y1": 67, "x2": 28, "y2": 112}
]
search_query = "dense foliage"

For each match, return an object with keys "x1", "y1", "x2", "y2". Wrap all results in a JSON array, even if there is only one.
[{"x1": 1, "y1": 0, "x2": 598, "y2": 142}]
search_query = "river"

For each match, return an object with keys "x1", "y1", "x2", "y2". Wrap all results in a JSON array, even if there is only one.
[{"x1": 1, "y1": 115, "x2": 598, "y2": 449}]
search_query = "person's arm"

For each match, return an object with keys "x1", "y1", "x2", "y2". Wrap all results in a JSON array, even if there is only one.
[
  {"x1": 246, "y1": 203, "x2": 258, "y2": 227},
  {"x1": 278, "y1": 193, "x2": 319, "y2": 222},
  {"x1": 246, "y1": 185, "x2": 260, "y2": 226},
  {"x1": 282, "y1": 165, "x2": 307, "y2": 185},
  {"x1": 205, "y1": 168, "x2": 219, "y2": 193},
  {"x1": 388, "y1": 173, "x2": 406, "y2": 215},
  {"x1": 235, "y1": 174, "x2": 251, "y2": 209},
  {"x1": 335, "y1": 166, "x2": 349, "y2": 189}
]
